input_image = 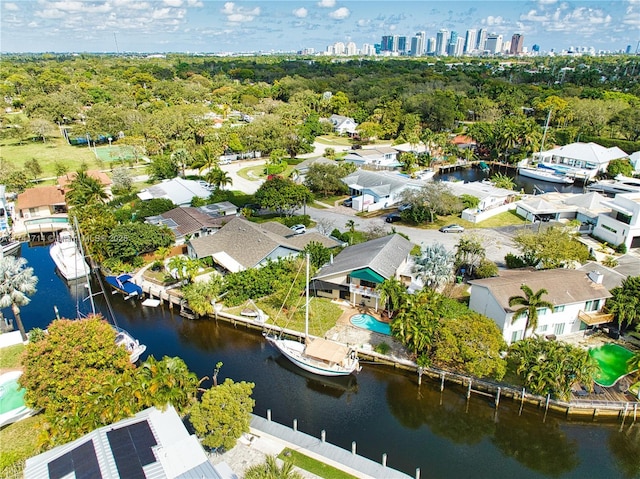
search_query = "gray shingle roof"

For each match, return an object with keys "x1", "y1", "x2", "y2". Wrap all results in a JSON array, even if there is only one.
[
  {"x1": 469, "y1": 269, "x2": 611, "y2": 311},
  {"x1": 313, "y1": 234, "x2": 413, "y2": 281},
  {"x1": 151, "y1": 206, "x2": 226, "y2": 236}
]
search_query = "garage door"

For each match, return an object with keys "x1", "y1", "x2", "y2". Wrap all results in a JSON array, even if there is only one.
[{"x1": 631, "y1": 235, "x2": 640, "y2": 249}]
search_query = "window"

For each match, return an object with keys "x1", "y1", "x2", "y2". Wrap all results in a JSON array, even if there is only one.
[
  {"x1": 553, "y1": 305, "x2": 565, "y2": 313},
  {"x1": 360, "y1": 279, "x2": 378, "y2": 289},
  {"x1": 536, "y1": 307, "x2": 549, "y2": 316},
  {"x1": 511, "y1": 330, "x2": 522, "y2": 343},
  {"x1": 615, "y1": 211, "x2": 632, "y2": 225},
  {"x1": 536, "y1": 324, "x2": 548, "y2": 333},
  {"x1": 585, "y1": 300, "x2": 600, "y2": 312},
  {"x1": 602, "y1": 224, "x2": 617, "y2": 233},
  {"x1": 554, "y1": 323, "x2": 565, "y2": 336}
]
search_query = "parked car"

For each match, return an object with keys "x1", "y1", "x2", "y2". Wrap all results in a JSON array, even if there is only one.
[
  {"x1": 439, "y1": 224, "x2": 465, "y2": 233},
  {"x1": 342, "y1": 197, "x2": 353, "y2": 207},
  {"x1": 397, "y1": 203, "x2": 412, "y2": 212},
  {"x1": 290, "y1": 224, "x2": 306, "y2": 234},
  {"x1": 385, "y1": 213, "x2": 402, "y2": 223}
]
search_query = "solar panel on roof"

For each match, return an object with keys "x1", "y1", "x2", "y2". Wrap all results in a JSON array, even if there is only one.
[
  {"x1": 107, "y1": 420, "x2": 157, "y2": 479},
  {"x1": 48, "y1": 440, "x2": 101, "y2": 479}
]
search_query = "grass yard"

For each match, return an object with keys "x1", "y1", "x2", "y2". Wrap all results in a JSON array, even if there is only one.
[
  {"x1": 315, "y1": 135, "x2": 353, "y2": 147},
  {"x1": 278, "y1": 448, "x2": 359, "y2": 479},
  {"x1": 0, "y1": 344, "x2": 25, "y2": 370},
  {"x1": 476, "y1": 210, "x2": 527, "y2": 228},
  {"x1": 0, "y1": 415, "x2": 45, "y2": 477},
  {"x1": 1, "y1": 136, "x2": 99, "y2": 179}
]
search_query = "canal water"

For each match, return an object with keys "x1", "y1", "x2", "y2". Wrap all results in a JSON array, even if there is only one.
[{"x1": 3, "y1": 243, "x2": 639, "y2": 479}]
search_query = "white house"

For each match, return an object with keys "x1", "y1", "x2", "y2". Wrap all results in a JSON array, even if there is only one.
[
  {"x1": 137, "y1": 177, "x2": 211, "y2": 206},
  {"x1": 535, "y1": 142, "x2": 628, "y2": 180},
  {"x1": 469, "y1": 269, "x2": 612, "y2": 345},
  {"x1": 344, "y1": 146, "x2": 401, "y2": 169},
  {"x1": 341, "y1": 170, "x2": 423, "y2": 211},
  {"x1": 329, "y1": 114, "x2": 358, "y2": 135},
  {"x1": 592, "y1": 192, "x2": 640, "y2": 250},
  {"x1": 441, "y1": 181, "x2": 518, "y2": 222}
]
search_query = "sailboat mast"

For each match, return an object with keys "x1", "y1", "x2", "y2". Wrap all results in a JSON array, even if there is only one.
[
  {"x1": 305, "y1": 253, "x2": 309, "y2": 339},
  {"x1": 540, "y1": 108, "x2": 552, "y2": 155}
]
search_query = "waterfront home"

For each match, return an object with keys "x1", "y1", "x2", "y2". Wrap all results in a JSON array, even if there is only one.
[
  {"x1": 514, "y1": 191, "x2": 609, "y2": 231},
  {"x1": 592, "y1": 192, "x2": 640, "y2": 250},
  {"x1": 145, "y1": 205, "x2": 230, "y2": 244},
  {"x1": 137, "y1": 177, "x2": 211, "y2": 206},
  {"x1": 535, "y1": 142, "x2": 628, "y2": 180},
  {"x1": 187, "y1": 217, "x2": 341, "y2": 273},
  {"x1": 16, "y1": 185, "x2": 67, "y2": 220},
  {"x1": 441, "y1": 180, "x2": 518, "y2": 223},
  {"x1": 341, "y1": 170, "x2": 423, "y2": 211},
  {"x1": 343, "y1": 146, "x2": 401, "y2": 169},
  {"x1": 24, "y1": 406, "x2": 229, "y2": 479},
  {"x1": 292, "y1": 156, "x2": 335, "y2": 183},
  {"x1": 310, "y1": 234, "x2": 413, "y2": 310},
  {"x1": 468, "y1": 269, "x2": 612, "y2": 345}
]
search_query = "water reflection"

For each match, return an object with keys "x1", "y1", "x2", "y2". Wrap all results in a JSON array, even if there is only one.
[{"x1": 608, "y1": 425, "x2": 640, "y2": 478}]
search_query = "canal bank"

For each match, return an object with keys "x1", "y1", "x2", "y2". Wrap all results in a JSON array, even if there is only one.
[{"x1": 4, "y1": 243, "x2": 640, "y2": 479}]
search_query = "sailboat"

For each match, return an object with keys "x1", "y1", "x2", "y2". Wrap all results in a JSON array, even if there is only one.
[{"x1": 264, "y1": 254, "x2": 361, "y2": 377}]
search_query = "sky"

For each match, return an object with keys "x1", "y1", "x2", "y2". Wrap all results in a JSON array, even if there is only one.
[{"x1": 1, "y1": 0, "x2": 639, "y2": 54}]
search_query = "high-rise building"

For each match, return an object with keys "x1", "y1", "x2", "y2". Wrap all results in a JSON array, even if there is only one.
[
  {"x1": 464, "y1": 29, "x2": 477, "y2": 54},
  {"x1": 410, "y1": 31, "x2": 426, "y2": 56},
  {"x1": 426, "y1": 37, "x2": 436, "y2": 55},
  {"x1": 346, "y1": 42, "x2": 357, "y2": 56},
  {"x1": 510, "y1": 33, "x2": 524, "y2": 55},
  {"x1": 381, "y1": 35, "x2": 394, "y2": 52},
  {"x1": 485, "y1": 33, "x2": 503, "y2": 54},
  {"x1": 361, "y1": 43, "x2": 376, "y2": 56},
  {"x1": 446, "y1": 31, "x2": 458, "y2": 56},
  {"x1": 454, "y1": 37, "x2": 465, "y2": 57},
  {"x1": 333, "y1": 42, "x2": 345, "y2": 55},
  {"x1": 476, "y1": 29, "x2": 487, "y2": 52},
  {"x1": 436, "y1": 29, "x2": 449, "y2": 56},
  {"x1": 397, "y1": 36, "x2": 407, "y2": 54}
]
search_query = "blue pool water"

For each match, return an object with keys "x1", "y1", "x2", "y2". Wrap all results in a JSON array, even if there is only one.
[{"x1": 350, "y1": 314, "x2": 391, "y2": 335}]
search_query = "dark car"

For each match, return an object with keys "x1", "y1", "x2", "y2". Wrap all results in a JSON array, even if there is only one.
[
  {"x1": 385, "y1": 213, "x2": 402, "y2": 223},
  {"x1": 342, "y1": 197, "x2": 353, "y2": 207}
]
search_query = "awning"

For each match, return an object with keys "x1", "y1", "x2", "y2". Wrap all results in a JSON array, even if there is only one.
[
  {"x1": 350, "y1": 268, "x2": 384, "y2": 284},
  {"x1": 305, "y1": 338, "x2": 349, "y2": 365}
]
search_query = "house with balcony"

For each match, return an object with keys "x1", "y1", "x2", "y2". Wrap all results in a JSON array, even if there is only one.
[
  {"x1": 592, "y1": 192, "x2": 640, "y2": 250},
  {"x1": 468, "y1": 269, "x2": 613, "y2": 345},
  {"x1": 535, "y1": 142, "x2": 628, "y2": 180},
  {"x1": 144, "y1": 204, "x2": 231, "y2": 244},
  {"x1": 344, "y1": 146, "x2": 401, "y2": 169},
  {"x1": 310, "y1": 234, "x2": 414, "y2": 309},
  {"x1": 341, "y1": 170, "x2": 423, "y2": 211}
]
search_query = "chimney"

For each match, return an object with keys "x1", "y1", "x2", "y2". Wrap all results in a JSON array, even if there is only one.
[{"x1": 588, "y1": 270, "x2": 604, "y2": 284}]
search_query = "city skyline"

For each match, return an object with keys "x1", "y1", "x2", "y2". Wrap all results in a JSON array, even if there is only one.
[{"x1": 1, "y1": 0, "x2": 638, "y2": 54}]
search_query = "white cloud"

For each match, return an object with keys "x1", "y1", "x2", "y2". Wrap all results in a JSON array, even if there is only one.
[
  {"x1": 483, "y1": 15, "x2": 505, "y2": 26},
  {"x1": 163, "y1": 0, "x2": 183, "y2": 7},
  {"x1": 293, "y1": 7, "x2": 307, "y2": 18},
  {"x1": 4, "y1": 2, "x2": 19, "y2": 11},
  {"x1": 519, "y1": 5, "x2": 612, "y2": 35},
  {"x1": 537, "y1": 0, "x2": 557, "y2": 5},
  {"x1": 222, "y1": 2, "x2": 260, "y2": 23},
  {"x1": 329, "y1": 7, "x2": 349, "y2": 20},
  {"x1": 317, "y1": 0, "x2": 336, "y2": 7}
]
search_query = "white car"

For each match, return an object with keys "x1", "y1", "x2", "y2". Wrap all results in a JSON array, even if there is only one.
[
  {"x1": 290, "y1": 224, "x2": 306, "y2": 235},
  {"x1": 439, "y1": 224, "x2": 465, "y2": 233}
]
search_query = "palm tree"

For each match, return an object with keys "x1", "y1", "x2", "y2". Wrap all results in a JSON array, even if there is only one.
[
  {"x1": 244, "y1": 455, "x2": 303, "y2": 479},
  {"x1": 508, "y1": 285, "x2": 554, "y2": 339},
  {"x1": 0, "y1": 256, "x2": 38, "y2": 341},
  {"x1": 65, "y1": 170, "x2": 108, "y2": 207},
  {"x1": 205, "y1": 167, "x2": 232, "y2": 191},
  {"x1": 375, "y1": 278, "x2": 407, "y2": 319},
  {"x1": 413, "y1": 243, "x2": 454, "y2": 290}
]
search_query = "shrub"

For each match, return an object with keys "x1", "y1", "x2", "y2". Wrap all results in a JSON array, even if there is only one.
[
  {"x1": 475, "y1": 259, "x2": 499, "y2": 278},
  {"x1": 616, "y1": 243, "x2": 627, "y2": 254},
  {"x1": 374, "y1": 342, "x2": 391, "y2": 355},
  {"x1": 505, "y1": 253, "x2": 527, "y2": 269},
  {"x1": 282, "y1": 215, "x2": 311, "y2": 227}
]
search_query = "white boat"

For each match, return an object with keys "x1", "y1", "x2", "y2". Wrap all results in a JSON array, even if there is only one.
[
  {"x1": 517, "y1": 167, "x2": 574, "y2": 184},
  {"x1": 0, "y1": 237, "x2": 20, "y2": 257},
  {"x1": 587, "y1": 175, "x2": 640, "y2": 195},
  {"x1": 114, "y1": 326, "x2": 147, "y2": 363},
  {"x1": 264, "y1": 255, "x2": 361, "y2": 377},
  {"x1": 49, "y1": 230, "x2": 91, "y2": 280}
]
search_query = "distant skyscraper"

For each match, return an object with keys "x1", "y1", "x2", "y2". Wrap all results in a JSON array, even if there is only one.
[
  {"x1": 362, "y1": 43, "x2": 376, "y2": 56},
  {"x1": 476, "y1": 29, "x2": 487, "y2": 52},
  {"x1": 333, "y1": 42, "x2": 345, "y2": 55},
  {"x1": 446, "y1": 31, "x2": 458, "y2": 56},
  {"x1": 532, "y1": 44, "x2": 540, "y2": 53},
  {"x1": 454, "y1": 37, "x2": 464, "y2": 57},
  {"x1": 510, "y1": 33, "x2": 524, "y2": 55},
  {"x1": 426, "y1": 37, "x2": 436, "y2": 55},
  {"x1": 464, "y1": 29, "x2": 477, "y2": 54},
  {"x1": 485, "y1": 33, "x2": 503, "y2": 54},
  {"x1": 410, "y1": 31, "x2": 426, "y2": 56},
  {"x1": 397, "y1": 36, "x2": 407, "y2": 54},
  {"x1": 381, "y1": 35, "x2": 394, "y2": 52},
  {"x1": 346, "y1": 42, "x2": 357, "y2": 55},
  {"x1": 436, "y1": 29, "x2": 449, "y2": 56}
]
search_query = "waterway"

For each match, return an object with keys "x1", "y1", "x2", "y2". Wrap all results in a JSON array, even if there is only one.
[{"x1": 3, "y1": 244, "x2": 640, "y2": 479}]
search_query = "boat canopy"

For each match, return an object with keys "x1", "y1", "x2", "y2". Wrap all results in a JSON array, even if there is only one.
[
  {"x1": 350, "y1": 268, "x2": 384, "y2": 284},
  {"x1": 305, "y1": 338, "x2": 350, "y2": 365}
]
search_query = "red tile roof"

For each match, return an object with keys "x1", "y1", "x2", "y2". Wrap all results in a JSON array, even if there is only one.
[{"x1": 17, "y1": 186, "x2": 66, "y2": 209}]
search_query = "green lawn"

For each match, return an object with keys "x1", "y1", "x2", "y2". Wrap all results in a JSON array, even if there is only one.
[
  {"x1": 0, "y1": 344, "x2": 25, "y2": 369},
  {"x1": 314, "y1": 135, "x2": 353, "y2": 147},
  {"x1": 476, "y1": 210, "x2": 527, "y2": 228},
  {"x1": 0, "y1": 415, "x2": 44, "y2": 477},
  {"x1": 278, "y1": 448, "x2": 359, "y2": 479}
]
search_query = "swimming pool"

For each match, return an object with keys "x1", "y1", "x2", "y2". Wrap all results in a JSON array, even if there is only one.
[
  {"x1": 589, "y1": 344, "x2": 636, "y2": 387},
  {"x1": 0, "y1": 371, "x2": 32, "y2": 428},
  {"x1": 350, "y1": 314, "x2": 391, "y2": 335}
]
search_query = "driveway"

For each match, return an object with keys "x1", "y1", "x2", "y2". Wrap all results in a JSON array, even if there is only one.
[{"x1": 219, "y1": 158, "x2": 266, "y2": 195}]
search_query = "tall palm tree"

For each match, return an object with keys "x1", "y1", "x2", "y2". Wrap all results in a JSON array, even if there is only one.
[
  {"x1": 0, "y1": 256, "x2": 38, "y2": 341},
  {"x1": 508, "y1": 285, "x2": 554, "y2": 339},
  {"x1": 65, "y1": 170, "x2": 108, "y2": 207},
  {"x1": 375, "y1": 278, "x2": 407, "y2": 318},
  {"x1": 205, "y1": 167, "x2": 232, "y2": 191}
]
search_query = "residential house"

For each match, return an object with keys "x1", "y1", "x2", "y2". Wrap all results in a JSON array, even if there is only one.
[
  {"x1": 329, "y1": 114, "x2": 358, "y2": 136},
  {"x1": 341, "y1": 170, "x2": 423, "y2": 211},
  {"x1": 577, "y1": 262, "x2": 626, "y2": 291},
  {"x1": 16, "y1": 186, "x2": 67, "y2": 220},
  {"x1": 292, "y1": 157, "x2": 335, "y2": 184},
  {"x1": 145, "y1": 205, "x2": 230, "y2": 244},
  {"x1": 24, "y1": 406, "x2": 230, "y2": 479},
  {"x1": 515, "y1": 191, "x2": 609, "y2": 231},
  {"x1": 442, "y1": 181, "x2": 518, "y2": 221},
  {"x1": 535, "y1": 142, "x2": 628, "y2": 180},
  {"x1": 469, "y1": 269, "x2": 613, "y2": 345},
  {"x1": 187, "y1": 217, "x2": 341, "y2": 273},
  {"x1": 592, "y1": 192, "x2": 640, "y2": 250},
  {"x1": 630, "y1": 151, "x2": 640, "y2": 173},
  {"x1": 137, "y1": 177, "x2": 211, "y2": 206},
  {"x1": 57, "y1": 170, "x2": 113, "y2": 200},
  {"x1": 311, "y1": 234, "x2": 414, "y2": 309},
  {"x1": 344, "y1": 146, "x2": 401, "y2": 169}
]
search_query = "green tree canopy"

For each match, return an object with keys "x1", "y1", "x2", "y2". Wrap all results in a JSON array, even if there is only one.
[
  {"x1": 303, "y1": 163, "x2": 351, "y2": 196},
  {"x1": 106, "y1": 222, "x2": 174, "y2": 262},
  {"x1": 254, "y1": 176, "x2": 313, "y2": 217},
  {"x1": 605, "y1": 276, "x2": 640, "y2": 331},
  {"x1": 512, "y1": 226, "x2": 590, "y2": 269}
]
